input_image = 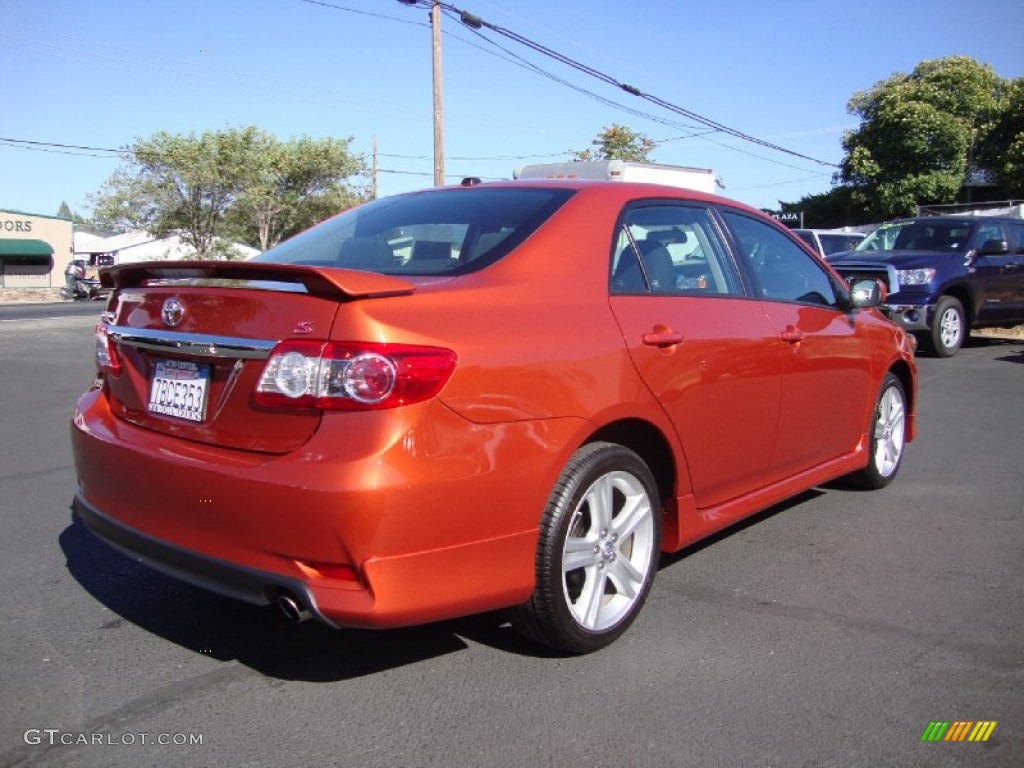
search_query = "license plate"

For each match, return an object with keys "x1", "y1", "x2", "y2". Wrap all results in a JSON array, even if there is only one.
[{"x1": 148, "y1": 359, "x2": 210, "y2": 423}]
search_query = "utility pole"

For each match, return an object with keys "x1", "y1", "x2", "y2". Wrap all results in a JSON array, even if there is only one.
[
  {"x1": 372, "y1": 135, "x2": 379, "y2": 199},
  {"x1": 397, "y1": 0, "x2": 447, "y2": 185},
  {"x1": 431, "y1": 0, "x2": 445, "y2": 186}
]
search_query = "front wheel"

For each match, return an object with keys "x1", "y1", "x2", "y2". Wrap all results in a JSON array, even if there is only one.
[
  {"x1": 847, "y1": 372, "x2": 907, "y2": 490},
  {"x1": 509, "y1": 442, "x2": 661, "y2": 654},
  {"x1": 922, "y1": 296, "x2": 966, "y2": 357}
]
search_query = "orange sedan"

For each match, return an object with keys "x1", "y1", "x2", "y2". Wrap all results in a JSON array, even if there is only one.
[{"x1": 71, "y1": 181, "x2": 916, "y2": 653}]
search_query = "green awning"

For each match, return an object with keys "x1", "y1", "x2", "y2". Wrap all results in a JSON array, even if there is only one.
[{"x1": 0, "y1": 239, "x2": 54, "y2": 256}]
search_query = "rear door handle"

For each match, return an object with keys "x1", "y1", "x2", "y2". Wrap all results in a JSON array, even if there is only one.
[
  {"x1": 642, "y1": 330, "x2": 685, "y2": 348},
  {"x1": 779, "y1": 326, "x2": 804, "y2": 344}
]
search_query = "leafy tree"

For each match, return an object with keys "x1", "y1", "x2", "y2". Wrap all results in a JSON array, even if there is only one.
[
  {"x1": 839, "y1": 57, "x2": 1002, "y2": 219},
  {"x1": 56, "y1": 201, "x2": 72, "y2": 219},
  {"x1": 979, "y1": 77, "x2": 1024, "y2": 195},
  {"x1": 90, "y1": 126, "x2": 366, "y2": 259},
  {"x1": 91, "y1": 126, "x2": 264, "y2": 259},
  {"x1": 571, "y1": 124, "x2": 655, "y2": 162},
  {"x1": 778, "y1": 187, "x2": 868, "y2": 229},
  {"x1": 231, "y1": 135, "x2": 367, "y2": 251}
]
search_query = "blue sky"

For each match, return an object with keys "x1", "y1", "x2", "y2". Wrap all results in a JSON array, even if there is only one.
[{"x1": 2, "y1": 0, "x2": 1023, "y2": 222}]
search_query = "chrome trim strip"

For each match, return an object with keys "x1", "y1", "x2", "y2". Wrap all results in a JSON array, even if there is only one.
[{"x1": 108, "y1": 326, "x2": 277, "y2": 360}]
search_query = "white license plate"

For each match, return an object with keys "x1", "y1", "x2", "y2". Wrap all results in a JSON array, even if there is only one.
[{"x1": 148, "y1": 359, "x2": 210, "y2": 422}]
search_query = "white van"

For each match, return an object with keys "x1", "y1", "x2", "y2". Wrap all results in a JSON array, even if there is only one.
[{"x1": 514, "y1": 160, "x2": 718, "y2": 195}]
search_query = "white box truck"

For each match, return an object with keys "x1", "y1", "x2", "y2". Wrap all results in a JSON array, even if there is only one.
[{"x1": 513, "y1": 159, "x2": 718, "y2": 195}]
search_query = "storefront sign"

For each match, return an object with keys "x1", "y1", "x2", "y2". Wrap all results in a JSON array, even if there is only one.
[{"x1": 1, "y1": 218, "x2": 34, "y2": 233}]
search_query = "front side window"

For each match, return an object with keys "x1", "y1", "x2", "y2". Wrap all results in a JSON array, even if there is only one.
[
  {"x1": 610, "y1": 204, "x2": 742, "y2": 296},
  {"x1": 255, "y1": 187, "x2": 574, "y2": 276},
  {"x1": 722, "y1": 210, "x2": 841, "y2": 307}
]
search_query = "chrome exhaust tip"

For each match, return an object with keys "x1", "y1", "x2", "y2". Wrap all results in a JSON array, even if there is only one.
[{"x1": 277, "y1": 593, "x2": 312, "y2": 623}]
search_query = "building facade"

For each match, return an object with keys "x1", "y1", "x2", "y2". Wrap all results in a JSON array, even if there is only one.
[{"x1": 0, "y1": 209, "x2": 74, "y2": 289}]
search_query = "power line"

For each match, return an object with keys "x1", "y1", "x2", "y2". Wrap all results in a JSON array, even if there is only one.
[
  {"x1": 0, "y1": 137, "x2": 125, "y2": 159},
  {"x1": 394, "y1": 1, "x2": 839, "y2": 169},
  {"x1": 295, "y1": 0, "x2": 427, "y2": 26},
  {"x1": 442, "y1": 11, "x2": 708, "y2": 134},
  {"x1": 0, "y1": 137, "x2": 124, "y2": 154}
]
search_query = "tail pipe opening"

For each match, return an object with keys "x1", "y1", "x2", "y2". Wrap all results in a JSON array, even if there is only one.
[{"x1": 277, "y1": 592, "x2": 312, "y2": 623}]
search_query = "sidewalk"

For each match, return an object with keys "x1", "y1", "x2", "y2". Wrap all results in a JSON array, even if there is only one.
[{"x1": 0, "y1": 288, "x2": 64, "y2": 304}]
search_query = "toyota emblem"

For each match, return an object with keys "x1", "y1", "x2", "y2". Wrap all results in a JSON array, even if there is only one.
[{"x1": 161, "y1": 298, "x2": 186, "y2": 327}]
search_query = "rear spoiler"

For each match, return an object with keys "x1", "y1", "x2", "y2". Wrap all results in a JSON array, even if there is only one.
[{"x1": 99, "y1": 261, "x2": 416, "y2": 300}]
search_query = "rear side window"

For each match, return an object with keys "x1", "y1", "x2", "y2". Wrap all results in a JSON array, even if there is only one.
[
  {"x1": 610, "y1": 204, "x2": 742, "y2": 296},
  {"x1": 255, "y1": 187, "x2": 574, "y2": 275},
  {"x1": 794, "y1": 231, "x2": 817, "y2": 251},
  {"x1": 972, "y1": 220, "x2": 1006, "y2": 250},
  {"x1": 1008, "y1": 222, "x2": 1024, "y2": 254}
]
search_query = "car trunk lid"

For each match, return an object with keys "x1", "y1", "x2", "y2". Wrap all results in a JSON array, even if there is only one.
[{"x1": 99, "y1": 262, "x2": 415, "y2": 454}]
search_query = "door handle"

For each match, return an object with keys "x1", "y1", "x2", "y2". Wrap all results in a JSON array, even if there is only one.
[
  {"x1": 642, "y1": 330, "x2": 685, "y2": 348},
  {"x1": 779, "y1": 326, "x2": 804, "y2": 344}
]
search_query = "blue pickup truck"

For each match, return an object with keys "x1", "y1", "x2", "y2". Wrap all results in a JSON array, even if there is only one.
[{"x1": 828, "y1": 216, "x2": 1024, "y2": 357}]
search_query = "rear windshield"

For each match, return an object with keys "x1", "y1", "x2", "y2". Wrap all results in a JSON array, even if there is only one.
[
  {"x1": 253, "y1": 187, "x2": 575, "y2": 275},
  {"x1": 818, "y1": 233, "x2": 864, "y2": 255}
]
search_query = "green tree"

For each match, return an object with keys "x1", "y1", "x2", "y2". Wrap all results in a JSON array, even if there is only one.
[
  {"x1": 56, "y1": 201, "x2": 72, "y2": 219},
  {"x1": 778, "y1": 187, "x2": 869, "y2": 229},
  {"x1": 231, "y1": 135, "x2": 367, "y2": 251},
  {"x1": 90, "y1": 126, "x2": 366, "y2": 259},
  {"x1": 571, "y1": 124, "x2": 655, "y2": 162},
  {"x1": 839, "y1": 56, "x2": 1002, "y2": 219},
  {"x1": 979, "y1": 77, "x2": 1024, "y2": 195},
  {"x1": 91, "y1": 126, "x2": 266, "y2": 259}
]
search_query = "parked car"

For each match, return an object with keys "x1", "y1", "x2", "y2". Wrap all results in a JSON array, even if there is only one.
[
  {"x1": 71, "y1": 181, "x2": 917, "y2": 654},
  {"x1": 828, "y1": 216, "x2": 1024, "y2": 356},
  {"x1": 793, "y1": 228, "x2": 866, "y2": 259}
]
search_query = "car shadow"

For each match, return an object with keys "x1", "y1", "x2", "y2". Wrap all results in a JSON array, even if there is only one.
[
  {"x1": 966, "y1": 334, "x2": 1024, "y2": 363},
  {"x1": 59, "y1": 515, "x2": 567, "y2": 682},
  {"x1": 657, "y1": 489, "x2": 824, "y2": 569},
  {"x1": 61, "y1": 490, "x2": 832, "y2": 676}
]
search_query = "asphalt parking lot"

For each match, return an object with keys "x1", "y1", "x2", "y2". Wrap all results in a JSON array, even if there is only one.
[{"x1": 0, "y1": 304, "x2": 1021, "y2": 768}]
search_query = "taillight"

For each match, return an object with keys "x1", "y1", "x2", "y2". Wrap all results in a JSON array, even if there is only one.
[
  {"x1": 94, "y1": 323, "x2": 122, "y2": 376},
  {"x1": 253, "y1": 340, "x2": 457, "y2": 411}
]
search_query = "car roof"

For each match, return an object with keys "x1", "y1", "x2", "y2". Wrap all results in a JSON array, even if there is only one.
[
  {"x1": 453, "y1": 178, "x2": 769, "y2": 218},
  {"x1": 884, "y1": 216, "x2": 1019, "y2": 225},
  {"x1": 794, "y1": 229, "x2": 865, "y2": 235}
]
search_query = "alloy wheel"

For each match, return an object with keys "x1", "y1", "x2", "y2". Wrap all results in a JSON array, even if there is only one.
[{"x1": 561, "y1": 469, "x2": 656, "y2": 632}]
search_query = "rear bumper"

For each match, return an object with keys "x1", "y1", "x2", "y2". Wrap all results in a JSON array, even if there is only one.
[
  {"x1": 72, "y1": 492, "x2": 338, "y2": 626},
  {"x1": 70, "y1": 385, "x2": 578, "y2": 628}
]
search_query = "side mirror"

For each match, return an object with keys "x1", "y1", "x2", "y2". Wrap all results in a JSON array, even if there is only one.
[
  {"x1": 979, "y1": 239, "x2": 1009, "y2": 256},
  {"x1": 849, "y1": 278, "x2": 885, "y2": 309}
]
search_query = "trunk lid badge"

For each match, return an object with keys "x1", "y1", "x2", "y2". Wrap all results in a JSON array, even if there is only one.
[{"x1": 161, "y1": 298, "x2": 185, "y2": 327}]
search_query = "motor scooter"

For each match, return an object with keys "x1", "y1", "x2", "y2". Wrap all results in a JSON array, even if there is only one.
[{"x1": 61, "y1": 276, "x2": 107, "y2": 301}]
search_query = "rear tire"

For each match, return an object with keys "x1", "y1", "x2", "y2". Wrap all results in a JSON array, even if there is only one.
[
  {"x1": 847, "y1": 372, "x2": 907, "y2": 490},
  {"x1": 509, "y1": 442, "x2": 661, "y2": 654}
]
